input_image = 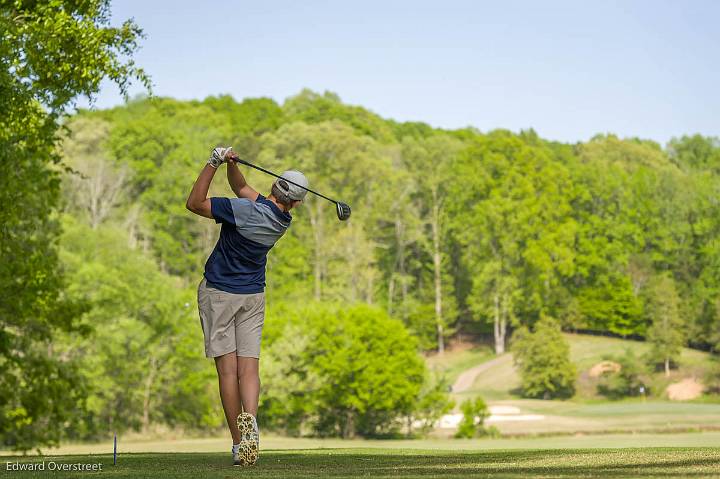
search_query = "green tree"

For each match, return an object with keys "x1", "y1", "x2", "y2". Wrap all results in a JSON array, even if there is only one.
[
  {"x1": 259, "y1": 121, "x2": 392, "y2": 303},
  {"x1": 644, "y1": 274, "x2": 685, "y2": 377},
  {"x1": 676, "y1": 173, "x2": 720, "y2": 348},
  {"x1": 454, "y1": 397, "x2": 496, "y2": 438},
  {"x1": 576, "y1": 275, "x2": 643, "y2": 337},
  {"x1": 263, "y1": 307, "x2": 455, "y2": 438},
  {"x1": 106, "y1": 98, "x2": 233, "y2": 276},
  {"x1": 261, "y1": 303, "x2": 431, "y2": 439},
  {"x1": 260, "y1": 323, "x2": 320, "y2": 436},
  {"x1": 58, "y1": 215, "x2": 217, "y2": 436},
  {"x1": 566, "y1": 136, "x2": 677, "y2": 337},
  {"x1": 284, "y1": 89, "x2": 396, "y2": 143},
  {"x1": 375, "y1": 157, "x2": 424, "y2": 330},
  {"x1": 401, "y1": 134, "x2": 464, "y2": 353},
  {"x1": 450, "y1": 131, "x2": 577, "y2": 353},
  {"x1": 511, "y1": 316, "x2": 576, "y2": 399},
  {"x1": 668, "y1": 135, "x2": 720, "y2": 172},
  {"x1": 0, "y1": 0, "x2": 148, "y2": 450},
  {"x1": 310, "y1": 305, "x2": 426, "y2": 438}
]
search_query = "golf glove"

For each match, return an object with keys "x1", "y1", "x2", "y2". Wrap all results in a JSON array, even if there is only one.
[{"x1": 208, "y1": 146, "x2": 232, "y2": 168}]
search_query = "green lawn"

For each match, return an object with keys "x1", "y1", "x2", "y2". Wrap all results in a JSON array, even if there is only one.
[
  {"x1": 467, "y1": 399, "x2": 720, "y2": 436},
  {"x1": 10, "y1": 431, "x2": 718, "y2": 456},
  {"x1": 4, "y1": 448, "x2": 720, "y2": 478}
]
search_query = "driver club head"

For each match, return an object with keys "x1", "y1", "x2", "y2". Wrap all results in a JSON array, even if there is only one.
[{"x1": 336, "y1": 202, "x2": 351, "y2": 221}]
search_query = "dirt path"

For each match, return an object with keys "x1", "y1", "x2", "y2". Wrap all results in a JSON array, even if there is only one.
[{"x1": 451, "y1": 354, "x2": 510, "y2": 393}]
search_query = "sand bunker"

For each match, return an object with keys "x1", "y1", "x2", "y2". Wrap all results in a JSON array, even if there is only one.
[
  {"x1": 589, "y1": 360, "x2": 622, "y2": 378},
  {"x1": 666, "y1": 377, "x2": 704, "y2": 401}
]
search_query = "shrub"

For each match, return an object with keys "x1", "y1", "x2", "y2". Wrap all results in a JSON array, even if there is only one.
[
  {"x1": 454, "y1": 397, "x2": 498, "y2": 438},
  {"x1": 511, "y1": 316, "x2": 576, "y2": 399},
  {"x1": 261, "y1": 303, "x2": 452, "y2": 438}
]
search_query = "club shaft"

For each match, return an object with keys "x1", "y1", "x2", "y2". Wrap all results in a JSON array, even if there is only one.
[{"x1": 236, "y1": 159, "x2": 339, "y2": 204}]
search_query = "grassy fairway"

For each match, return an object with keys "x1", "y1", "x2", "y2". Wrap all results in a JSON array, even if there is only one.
[
  {"x1": 4, "y1": 448, "x2": 720, "y2": 478},
  {"x1": 6, "y1": 431, "x2": 715, "y2": 456}
]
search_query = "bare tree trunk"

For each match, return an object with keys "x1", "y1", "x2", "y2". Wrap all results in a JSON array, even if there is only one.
[
  {"x1": 343, "y1": 410, "x2": 355, "y2": 439},
  {"x1": 142, "y1": 355, "x2": 158, "y2": 434},
  {"x1": 388, "y1": 274, "x2": 395, "y2": 315},
  {"x1": 349, "y1": 226, "x2": 358, "y2": 302},
  {"x1": 400, "y1": 263, "x2": 408, "y2": 318},
  {"x1": 124, "y1": 204, "x2": 141, "y2": 249},
  {"x1": 388, "y1": 215, "x2": 409, "y2": 316},
  {"x1": 394, "y1": 217, "x2": 409, "y2": 320},
  {"x1": 87, "y1": 161, "x2": 127, "y2": 229},
  {"x1": 431, "y1": 191, "x2": 444, "y2": 354},
  {"x1": 367, "y1": 264, "x2": 374, "y2": 304},
  {"x1": 665, "y1": 357, "x2": 670, "y2": 377},
  {"x1": 313, "y1": 247, "x2": 322, "y2": 300},
  {"x1": 493, "y1": 293, "x2": 506, "y2": 355}
]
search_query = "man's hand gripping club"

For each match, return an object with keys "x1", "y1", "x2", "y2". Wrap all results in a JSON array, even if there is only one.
[
  {"x1": 187, "y1": 146, "x2": 234, "y2": 218},
  {"x1": 208, "y1": 146, "x2": 234, "y2": 168}
]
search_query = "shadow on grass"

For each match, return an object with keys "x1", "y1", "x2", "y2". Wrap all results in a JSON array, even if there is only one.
[
  {"x1": 267, "y1": 449, "x2": 720, "y2": 478},
  {"x1": 4, "y1": 448, "x2": 720, "y2": 478}
]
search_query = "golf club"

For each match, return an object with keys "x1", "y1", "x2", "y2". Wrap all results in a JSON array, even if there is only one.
[{"x1": 233, "y1": 157, "x2": 352, "y2": 221}]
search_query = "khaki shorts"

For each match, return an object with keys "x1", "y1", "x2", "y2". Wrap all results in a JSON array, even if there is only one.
[{"x1": 197, "y1": 278, "x2": 265, "y2": 358}]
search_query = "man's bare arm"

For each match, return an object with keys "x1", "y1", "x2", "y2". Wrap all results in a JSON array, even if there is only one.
[
  {"x1": 186, "y1": 164, "x2": 216, "y2": 218},
  {"x1": 226, "y1": 153, "x2": 260, "y2": 201}
]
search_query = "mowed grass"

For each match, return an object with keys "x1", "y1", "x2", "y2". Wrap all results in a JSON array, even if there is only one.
[
  {"x1": 16, "y1": 431, "x2": 720, "y2": 456},
  {"x1": 472, "y1": 399, "x2": 720, "y2": 435},
  {"x1": 4, "y1": 447, "x2": 720, "y2": 478}
]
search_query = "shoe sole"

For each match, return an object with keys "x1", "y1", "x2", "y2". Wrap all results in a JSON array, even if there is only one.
[{"x1": 236, "y1": 412, "x2": 259, "y2": 466}]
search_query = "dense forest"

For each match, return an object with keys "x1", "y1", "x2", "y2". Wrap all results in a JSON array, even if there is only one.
[
  {"x1": 65, "y1": 90, "x2": 720, "y2": 350},
  {"x1": 30, "y1": 89, "x2": 717, "y2": 442}
]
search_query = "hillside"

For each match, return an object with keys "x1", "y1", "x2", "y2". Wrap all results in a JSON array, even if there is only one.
[
  {"x1": 425, "y1": 333, "x2": 720, "y2": 436},
  {"x1": 429, "y1": 333, "x2": 714, "y2": 399}
]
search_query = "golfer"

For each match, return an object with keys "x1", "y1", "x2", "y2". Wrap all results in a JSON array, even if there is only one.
[{"x1": 185, "y1": 147, "x2": 307, "y2": 466}]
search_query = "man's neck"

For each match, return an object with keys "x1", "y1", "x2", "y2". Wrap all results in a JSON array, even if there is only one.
[{"x1": 267, "y1": 194, "x2": 289, "y2": 213}]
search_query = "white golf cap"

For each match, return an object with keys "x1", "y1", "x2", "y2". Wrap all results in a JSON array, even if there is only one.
[{"x1": 275, "y1": 170, "x2": 309, "y2": 201}]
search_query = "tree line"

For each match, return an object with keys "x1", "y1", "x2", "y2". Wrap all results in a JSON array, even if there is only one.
[{"x1": 70, "y1": 91, "x2": 720, "y2": 356}]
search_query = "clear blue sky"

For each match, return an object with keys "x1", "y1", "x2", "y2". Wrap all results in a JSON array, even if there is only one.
[{"x1": 85, "y1": 0, "x2": 720, "y2": 144}]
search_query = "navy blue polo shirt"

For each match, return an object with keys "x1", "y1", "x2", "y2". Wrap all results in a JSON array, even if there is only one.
[{"x1": 204, "y1": 194, "x2": 291, "y2": 293}]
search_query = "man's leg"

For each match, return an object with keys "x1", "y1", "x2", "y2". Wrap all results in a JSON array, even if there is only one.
[
  {"x1": 237, "y1": 356, "x2": 260, "y2": 415},
  {"x1": 214, "y1": 352, "x2": 242, "y2": 444}
]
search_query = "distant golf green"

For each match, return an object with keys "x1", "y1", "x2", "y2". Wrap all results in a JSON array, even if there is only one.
[{"x1": 5, "y1": 448, "x2": 720, "y2": 478}]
